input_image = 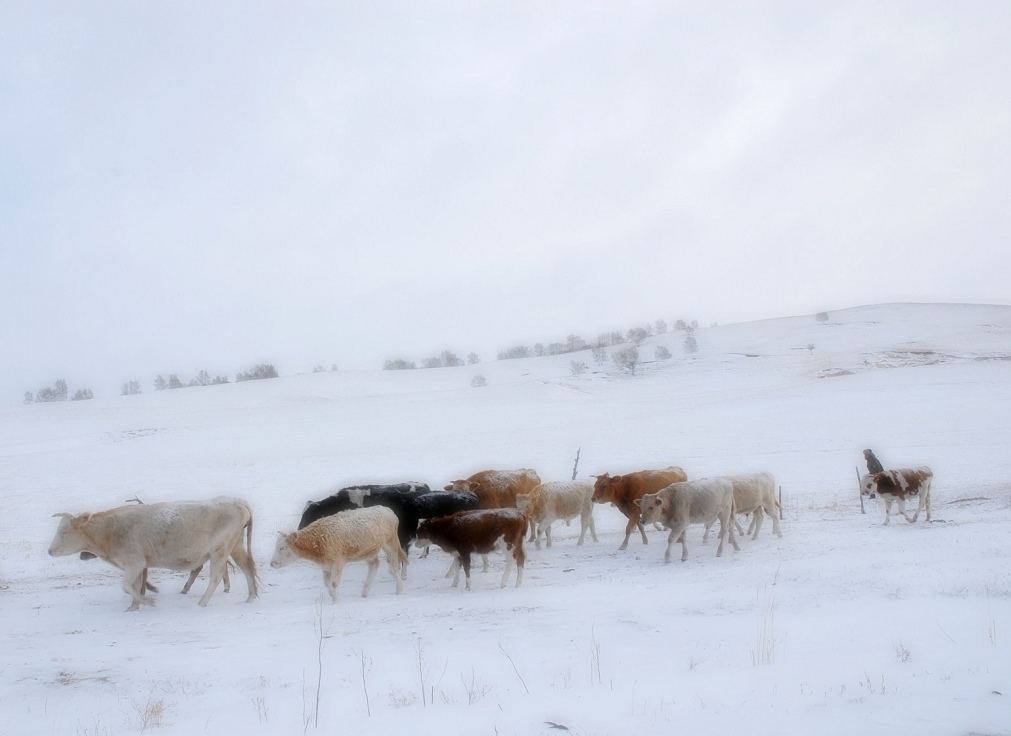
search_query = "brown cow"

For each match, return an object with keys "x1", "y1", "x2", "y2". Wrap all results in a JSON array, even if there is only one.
[
  {"x1": 414, "y1": 509, "x2": 527, "y2": 590},
  {"x1": 444, "y1": 469, "x2": 541, "y2": 509},
  {"x1": 592, "y1": 466, "x2": 688, "y2": 549}
]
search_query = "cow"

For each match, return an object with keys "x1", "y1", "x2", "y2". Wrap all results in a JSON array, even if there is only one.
[
  {"x1": 298, "y1": 483, "x2": 431, "y2": 529},
  {"x1": 516, "y1": 480, "x2": 597, "y2": 549},
  {"x1": 48, "y1": 496, "x2": 258, "y2": 610},
  {"x1": 443, "y1": 469, "x2": 541, "y2": 509},
  {"x1": 591, "y1": 466, "x2": 688, "y2": 549},
  {"x1": 271, "y1": 506, "x2": 406, "y2": 602},
  {"x1": 861, "y1": 467, "x2": 933, "y2": 525},
  {"x1": 414, "y1": 509, "x2": 527, "y2": 591},
  {"x1": 702, "y1": 472, "x2": 782, "y2": 542},
  {"x1": 635, "y1": 478, "x2": 740, "y2": 562},
  {"x1": 297, "y1": 484, "x2": 470, "y2": 572}
]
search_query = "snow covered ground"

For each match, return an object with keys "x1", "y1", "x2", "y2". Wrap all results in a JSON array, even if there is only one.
[{"x1": 2, "y1": 303, "x2": 1009, "y2": 736}]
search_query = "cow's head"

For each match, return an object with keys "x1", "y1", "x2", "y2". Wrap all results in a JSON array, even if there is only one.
[
  {"x1": 634, "y1": 493, "x2": 667, "y2": 526},
  {"x1": 444, "y1": 479, "x2": 473, "y2": 492},
  {"x1": 48, "y1": 512, "x2": 89, "y2": 557},
  {"x1": 860, "y1": 473, "x2": 877, "y2": 499},
  {"x1": 591, "y1": 473, "x2": 618, "y2": 504},
  {"x1": 414, "y1": 520, "x2": 432, "y2": 547},
  {"x1": 270, "y1": 532, "x2": 298, "y2": 568}
]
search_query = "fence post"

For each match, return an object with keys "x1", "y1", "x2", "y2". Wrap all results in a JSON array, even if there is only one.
[
  {"x1": 855, "y1": 466, "x2": 865, "y2": 514},
  {"x1": 571, "y1": 447, "x2": 581, "y2": 481}
]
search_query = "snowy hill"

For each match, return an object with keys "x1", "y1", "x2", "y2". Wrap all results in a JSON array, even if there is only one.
[{"x1": 1, "y1": 303, "x2": 1009, "y2": 735}]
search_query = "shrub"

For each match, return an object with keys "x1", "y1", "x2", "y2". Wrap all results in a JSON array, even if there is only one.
[
  {"x1": 168, "y1": 374, "x2": 184, "y2": 389},
  {"x1": 440, "y1": 350, "x2": 464, "y2": 367},
  {"x1": 422, "y1": 357, "x2": 443, "y2": 369},
  {"x1": 570, "y1": 361, "x2": 588, "y2": 376},
  {"x1": 654, "y1": 319, "x2": 668, "y2": 334},
  {"x1": 153, "y1": 375, "x2": 168, "y2": 391},
  {"x1": 34, "y1": 380, "x2": 68, "y2": 403},
  {"x1": 655, "y1": 346, "x2": 671, "y2": 360},
  {"x1": 23, "y1": 391, "x2": 33, "y2": 405},
  {"x1": 384, "y1": 359, "x2": 416, "y2": 370},
  {"x1": 816, "y1": 311, "x2": 829, "y2": 323},
  {"x1": 71, "y1": 389, "x2": 94, "y2": 401},
  {"x1": 612, "y1": 346, "x2": 640, "y2": 375},
  {"x1": 467, "y1": 353, "x2": 480, "y2": 365},
  {"x1": 470, "y1": 375, "x2": 487, "y2": 387},
  {"x1": 497, "y1": 345, "x2": 531, "y2": 360},
  {"x1": 683, "y1": 334, "x2": 699, "y2": 357},
  {"x1": 236, "y1": 364, "x2": 278, "y2": 382},
  {"x1": 591, "y1": 345, "x2": 607, "y2": 366}
]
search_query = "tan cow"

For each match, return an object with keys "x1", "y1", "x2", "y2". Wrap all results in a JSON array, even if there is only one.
[
  {"x1": 444, "y1": 468, "x2": 541, "y2": 509},
  {"x1": 591, "y1": 466, "x2": 687, "y2": 549},
  {"x1": 516, "y1": 480, "x2": 597, "y2": 549},
  {"x1": 635, "y1": 478, "x2": 740, "y2": 562},
  {"x1": 48, "y1": 496, "x2": 258, "y2": 610}
]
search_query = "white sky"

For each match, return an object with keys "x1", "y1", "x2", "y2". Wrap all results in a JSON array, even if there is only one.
[{"x1": 2, "y1": 2, "x2": 1009, "y2": 399}]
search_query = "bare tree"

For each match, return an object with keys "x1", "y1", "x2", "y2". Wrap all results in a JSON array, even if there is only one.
[
  {"x1": 570, "y1": 361, "x2": 588, "y2": 376},
  {"x1": 683, "y1": 333, "x2": 699, "y2": 358},
  {"x1": 591, "y1": 345, "x2": 607, "y2": 366},
  {"x1": 467, "y1": 352, "x2": 480, "y2": 365},
  {"x1": 121, "y1": 381, "x2": 142, "y2": 396}
]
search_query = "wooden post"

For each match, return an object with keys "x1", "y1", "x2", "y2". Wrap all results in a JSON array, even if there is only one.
[
  {"x1": 571, "y1": 447, "x2": 581, "y2": 480},
  {"x1": 855, "y1": 467, "x2": 865, "y2": 514}
]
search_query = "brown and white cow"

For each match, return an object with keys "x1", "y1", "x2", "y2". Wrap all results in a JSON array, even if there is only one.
[
  {"x1": 591, "y1": 466, "x2": 688, "y2": 549},
  {"x1": 444, "y1": 469, "x2": 541, "y2": 509},
  {"x1": 861, "y1": 467, "x2": 933, "y2": 525},
  {"x1": 635, "y1": 477, "x2": 740, "y2": 562},
  {"x1": 48, "y1": 496, "x2": 258, "y2": 610},
  {"x1": 414, "y1": 509, "x2": 527, "y2": 590}
]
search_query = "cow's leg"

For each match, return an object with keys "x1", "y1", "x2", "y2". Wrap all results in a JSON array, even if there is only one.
[
  {"x1": 384, "y1": 542, "x2": 404, "y2": 595},
  {"x1": 747, "y1": 509, "x2": 761, "y2": 539},
  {"x1": 459, "y1": 553, "x2": 473, "y2": 591},
  {"x1": 480, "y1": 554, "x2": 490, "y2": 572},
  {"x1": 664, "y1": 522, "x2": 689, "y2": 563},
  {"x1": 197, "y1": 551, "x2": 229, "y2": 607},
  {"x1": 702, "y1": 518, "x2": 713, "y2": 544},
  {"x1": 513, "y1": 534, "x2": 525, "y2": 587},
  {"x1": 229, "y1": 544, "x2": 259, "y2": 602},
  {"x1": 449, "y1": 555, "x2": 462, "y2": 587},
  {"x1": 766, "y1": 501, "x2": 783, "y2": 538},
  {"x1": 122, "y1": 564, "x2": 154, "y2": 610},
  {"x1": 361, "y1": 555, "x2": 380, "y2": 598},
  {"x1": 329, "y1": 561, "x2": 345, "y2": 602},
  {"x1": 923, "y1": 483, "x2": 932, "y2": 522},
  {"x1": 528, "y1": 523, "x2": 537, "y2": 544},
  {"x1": 896, "y1": 497, "x2": 916, "y2": 523},
  {"x1": 882, "y1": 497, "x2": 893, "y2": 525},
  {"x1": 724, "y1": 508, "x2": 740, "y2": 553},
  {"x1": 499, "y1": 541, "x2": 514, "y2": 588},
  {"x1": 544, "y1": 522, "x2": 553, "y2": 549},
  {"x1": 181, "y1": 566, "x2": 201, "y2": 594},
  {"x1": 622, "y1": 512, "x2": 647, "y2": 550}
]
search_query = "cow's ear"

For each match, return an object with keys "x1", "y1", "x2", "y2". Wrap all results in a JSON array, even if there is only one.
[
  {"x1": 74, "y1": 512, "x2": 92, "y2": 525},
  {"x1": 633, "y1": 499, "x2": 642, "y2": 508}
]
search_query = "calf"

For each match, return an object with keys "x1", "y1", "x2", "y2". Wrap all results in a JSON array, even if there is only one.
[
  {"x1": 861, "y1": 467, "x2": 932, "y2": 525},
  {"x1": 635, "y1": 478, "x2": 740, "y2": 562},
  {"x1": 48, "y1": 496, "x2": 258, "y2": 610},
  {"x1": 443, "y1": 469, "x2": 541, "y2": 509},
  {"x1": 516, "y1": 480, "x2": 597, "y2": 549},
  {"x1": 591, "y1": 466, "x2": 688, "y2": 549},
  {"x1": 414, "y1": 509, "x2": 527, "y2": 591},
  {"x1": 271, "y1": 506, "x2": 406, "y2": 602}
]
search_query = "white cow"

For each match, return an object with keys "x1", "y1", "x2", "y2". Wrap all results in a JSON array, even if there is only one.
[
  {"x1": 48, "y1": 496, "x2": 258, "y2": 610},
  {"x1": 516, "y1": 480, "x2": 597, "y2": 549},
  {"x1": 634, "y1": 478, "x2": 740, "y2": 562},
  {"x1": 703, "y1": 472, "x2": 782, "y2": 542}
]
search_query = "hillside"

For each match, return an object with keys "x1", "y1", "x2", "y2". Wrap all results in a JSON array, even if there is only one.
[{"x1": 1, "y1": 303, "x2": 1009, "y2": 735}]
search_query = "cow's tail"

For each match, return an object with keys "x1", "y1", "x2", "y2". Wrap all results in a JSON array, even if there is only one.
[{"x1": 244, "y1": 508, "x2": 261, "y2": 595}]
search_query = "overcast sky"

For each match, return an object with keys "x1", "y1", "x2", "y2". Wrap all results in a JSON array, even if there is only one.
[{"x1": 2, "y1": 2, "x2": 1009, "y2": 401}]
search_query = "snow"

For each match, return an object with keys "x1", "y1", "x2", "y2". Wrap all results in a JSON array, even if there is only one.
[{"x1": 2, "y1": 303, "x2": 1009, "y2": 735}]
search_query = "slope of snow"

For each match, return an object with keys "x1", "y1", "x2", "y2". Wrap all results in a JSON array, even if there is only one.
[{"x1": 1, "y1": 303, "x2": 1009, "y2": 735}]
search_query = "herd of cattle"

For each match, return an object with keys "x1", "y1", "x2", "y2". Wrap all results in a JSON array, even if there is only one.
[{"x1": 46, "y1": 463, "x2": 933, "y2": 610}]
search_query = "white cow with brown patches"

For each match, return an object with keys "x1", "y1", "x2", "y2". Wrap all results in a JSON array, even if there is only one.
[{"x1": 861, "y1": 467, "x2": 933, "y2": 525}]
